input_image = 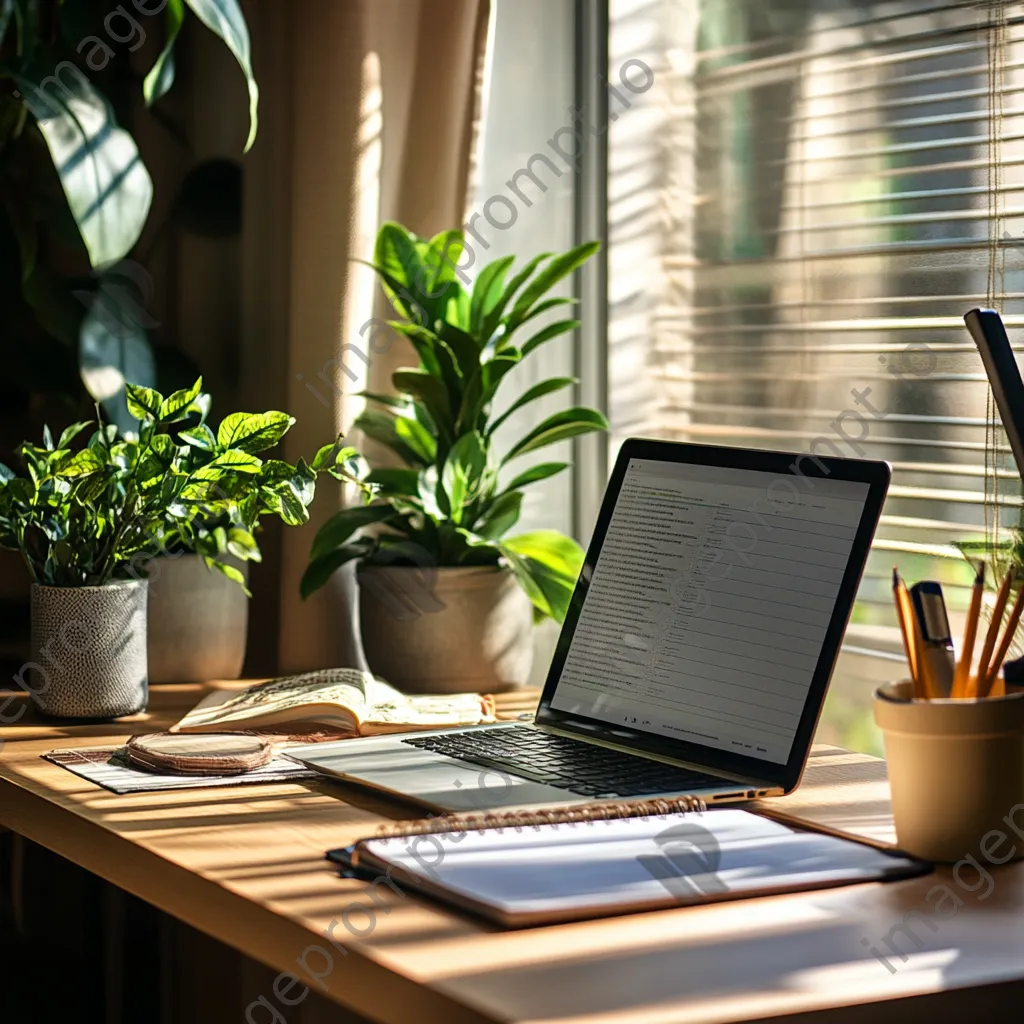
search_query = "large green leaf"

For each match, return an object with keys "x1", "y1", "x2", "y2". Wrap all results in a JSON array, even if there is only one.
[
  {"x1": 480, "y1": 252, "x2": 550, "y2": 343},
  {"x1": 217, "y1": 411, "x2": 294, "y2": 453},
  {"x1": 124, "y1": 383, "x2": 163, "y2": 421},
  {"x1": 364, "y1": 467, "x2": 420, "y2": 498},
  {"x1": 310, "y1": 504, "x2": 396, "y2": 562},
  {"x1": 489, "y1": 376, "x2": 576, "y2": 435},
  {"x1": 184, "y1": 0, "x2": 259, "y2": 151},
  {"x1": 394, "y1": 415, "x2": 437, "y2": 465},
  {"x1": 159, "y1": 377, "x2": 203, "y2": 421},
  {"x1": 519, "y1": 319, "x2": 580, "y2": 358},
  {"x1": 470, "y1": 255, "x2": 515, "y2": 337},
  {"x1": 479, "y1": 352, "x2": 521, "y2": 406},
  {"x1": 143, "y1": 0, "x2": 186, "y2": 105},
  {"x1": 504, "y1": 407, "x2": 609, "y2": 462},
  {"x1": 353, "y1": 409, "x2": 422, "y2": 466},
  {"x1": 503, "y1": 530, "x2": 584, "y2": 577},
  {"x1": 501, "y1": 461, "x2": 569, "y2": 493},
  {"x1": 193, "y1": 449, "x2": 263, "y2": 477},
  {"x1": 13, "y1": 66, "x2": 153, "y2": 267},
  {"x1": 421, "y1": 229, "x2": 465, "y2": 302},
  {"x1": 441, "y1": 432, "x2": 486, "y2": 524},
  {"x1": 506, "y1": 242, "x2": 600, "y2": 328},
  {"x1": 501, "y1": 530, "x2": 584, "y2": 623},
  {"x1": 392, "y1": 369, "x2": 452, "y2": 442},
  {"x1": 475, "y1": 490, "x2": 522, "y2": 540},
  {"x1": 374, "y1": 222, "x2": 426, "y2": 318}
]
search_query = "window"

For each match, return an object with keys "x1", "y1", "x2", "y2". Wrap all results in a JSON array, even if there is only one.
[{"x1": 598, "y1": 0, "x2": 1024, "y2": 752}]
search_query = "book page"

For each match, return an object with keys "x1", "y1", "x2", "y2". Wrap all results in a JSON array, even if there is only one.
[
  {"x1": 172, "y1": 670, "x2": 375, "y2": 732},
  {"x1": 360, "y1": 680, "x2": 493, "y2": 734}
]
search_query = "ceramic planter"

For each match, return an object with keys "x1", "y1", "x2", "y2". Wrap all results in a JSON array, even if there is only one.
[
  {"x1": 358, "y1": 565, "x2": 533, "y2": 693},
  {"x1": 26, "y1": 580, "x2": 148, "y2": 720},
  {"x1": 146, "y1": 554, "x2": 249, "y2": 683}
]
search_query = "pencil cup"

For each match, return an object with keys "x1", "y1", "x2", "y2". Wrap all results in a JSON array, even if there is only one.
[{"x1": 874, "y1": 680, "x2": 1024, "y2": 862}]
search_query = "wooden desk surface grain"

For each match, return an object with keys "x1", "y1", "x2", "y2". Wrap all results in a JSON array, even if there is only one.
[{"x1": 3, "y1": 683, "x2": 1024, "y2": 1024}]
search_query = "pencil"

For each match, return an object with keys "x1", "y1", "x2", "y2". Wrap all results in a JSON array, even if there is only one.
[
  {"x1": 952, "y1": 562, "x2": 985, "y2": 699},
  {"x1": 982, "y1": 580, "x2": 1024, "y2": 695},
  {"x1": 975, "y1": 570, "x2": 1013, "y2": 696},
  {"x1": 893, "y1": 568, "x2": 924, "y2": 697}
]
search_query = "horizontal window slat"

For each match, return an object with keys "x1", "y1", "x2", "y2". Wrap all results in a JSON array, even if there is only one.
[
  {"x1": 777, "y1": 184, "x2": 1024, "y2": 214},
  {"x1": 778, "y1": 207, "x2": 1024, "y2": 236},
  {"x1": 785, "y1": 84, "x2": 1024, "y2": 123},
  {"x1": 871, "y1": 537, "x2": 963, "y2": 558},
  {"x1": 656, "y1": 316, "x2": 1024, "y2": 332},
  {"x1": 653, "y1": 421, "x2": 1001, "y2": 453},
  {"x1": 687, "y1": 294, "x2": 1024, "y2": 316},
  {"x1": 666, "y1": 237, "x2": 1024, "y2": 268}
]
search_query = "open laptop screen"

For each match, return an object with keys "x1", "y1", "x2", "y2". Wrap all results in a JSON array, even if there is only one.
[{"x1": 547, "y1": 457, "x2": 872, "y2": 766}]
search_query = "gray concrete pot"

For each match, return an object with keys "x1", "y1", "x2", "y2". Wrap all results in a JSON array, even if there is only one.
[
  {"x1": 27, "y1": 580, "x2": 148, "y2": 720},
  {"x1": 146, "y1": 554, "x2": 249, "y2": 683},
  {"x1": 358, "y1": 565, "x2": 533, "y2": 693}
]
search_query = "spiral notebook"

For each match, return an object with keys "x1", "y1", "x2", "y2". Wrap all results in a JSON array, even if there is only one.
[{"x1": 326, "y1": 798, "x2": 930, "y2": 927}]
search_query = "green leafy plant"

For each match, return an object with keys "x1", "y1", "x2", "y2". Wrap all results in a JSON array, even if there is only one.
[
  {"x1": 300, "y1": 222, "x2": 607, "y2": 623},
  {"x1": 0, "y1": 378, "x2": 355, "y2": 588},
  {"x1": 0, "y1": 0, "x2": 259, "y2": 423}
]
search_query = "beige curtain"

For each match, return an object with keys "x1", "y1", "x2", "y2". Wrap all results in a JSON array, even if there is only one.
[{"x1": 237, "y1": 0, "x2": 490, "y2": 674}]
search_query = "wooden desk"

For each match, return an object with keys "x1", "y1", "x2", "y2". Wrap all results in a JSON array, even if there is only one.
[{"x1": 2, "y1": 684, "x2": 1024, "y2": 1024}]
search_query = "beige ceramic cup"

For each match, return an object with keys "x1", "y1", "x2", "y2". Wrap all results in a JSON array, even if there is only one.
[{"x1": 874, "y1": 681, "x2": 1024, "y2": 862}]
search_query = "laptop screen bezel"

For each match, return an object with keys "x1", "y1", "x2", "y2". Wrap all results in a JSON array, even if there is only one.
[{"x1": 533, "y1": 438, "x2": 890, "y2": 793}]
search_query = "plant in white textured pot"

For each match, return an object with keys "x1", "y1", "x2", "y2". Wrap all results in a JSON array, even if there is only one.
[
  {"x1": 300, "y1": 222, "x2": 608, "y2": 692},
  {"x1": 127, "y1": 379, "x2": 358, "y2": 683},
  {"x1": 0, "y1": 411, "x2": 188, "y2": 719}
]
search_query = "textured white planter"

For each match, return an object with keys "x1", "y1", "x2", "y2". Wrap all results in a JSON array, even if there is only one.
[
  {"x1": 28, "y1": 580, "x2": 148, "y2": 720},
  {"x1": 146, "y1": 554, "x2": 249, "y2": 683},
  {"x1": 358, "y1": 565, "x2": 534, "y2": 693}
]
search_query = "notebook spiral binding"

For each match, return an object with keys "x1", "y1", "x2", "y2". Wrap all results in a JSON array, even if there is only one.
[{"x1": 372, "y1": 795, "x2": 708, "y2": 841}]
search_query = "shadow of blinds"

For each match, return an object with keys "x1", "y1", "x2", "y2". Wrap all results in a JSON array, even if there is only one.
[{"x1": 609, "y1": 0, "x2": 1024, "y2": 659}]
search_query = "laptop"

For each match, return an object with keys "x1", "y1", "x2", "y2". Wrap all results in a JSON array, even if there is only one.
[{"x1": 287, "y1": 439, "x2": 890, "y2": 813}]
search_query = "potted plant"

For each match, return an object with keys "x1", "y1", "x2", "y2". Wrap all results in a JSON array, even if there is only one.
[
  {"x1": 123, "y1": 378, "x2": 357, "y2": 683},
  {"x1": 0, "y1": 400, "x2": 194, "y2": 718},
  {"x1": 300, "y1": 223, "x2": 607, "y2": 692}
]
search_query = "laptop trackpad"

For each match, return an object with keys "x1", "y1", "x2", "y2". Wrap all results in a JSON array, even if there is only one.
[{"x1": 328, "y1": 745, "x2": 583, "y2": 811}]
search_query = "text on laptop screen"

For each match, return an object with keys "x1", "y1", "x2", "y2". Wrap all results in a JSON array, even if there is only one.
[{"x1": 550, "y1": 458, "x2": 871, "y2": 764}]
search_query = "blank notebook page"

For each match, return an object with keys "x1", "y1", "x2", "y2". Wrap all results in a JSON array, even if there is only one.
[{"x1": 362, "y1": 809, "x2": 924, "y2": 923}]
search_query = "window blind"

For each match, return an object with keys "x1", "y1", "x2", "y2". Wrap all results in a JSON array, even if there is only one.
[{"x1": 608, "y1": 0, "x2": 1024, "y2": 660}]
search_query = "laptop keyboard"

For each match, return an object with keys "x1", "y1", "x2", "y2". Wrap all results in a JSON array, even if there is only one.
[{"x1": 400, "y1": 728, "x2": 727, "y2": 798}]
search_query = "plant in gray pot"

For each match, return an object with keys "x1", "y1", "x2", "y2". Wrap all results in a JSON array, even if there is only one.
[
  {"x1": 300, "y1": 222, "x2": 607, "y2": 692},
  {"x1": 0, "y1": 413, "x2": 185, "y2": 719},
  {"x1": 129, "y1": 379, "x2": 358, "y2": 683}
]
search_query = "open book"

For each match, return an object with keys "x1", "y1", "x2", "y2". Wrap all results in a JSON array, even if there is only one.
[{"x1": 169, "y1": 669, "x2": 495, "y2": 738}]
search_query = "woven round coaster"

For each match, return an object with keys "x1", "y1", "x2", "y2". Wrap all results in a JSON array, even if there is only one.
[{"x1": 124, "y1": 733, "x2": 273, "y2": 776}]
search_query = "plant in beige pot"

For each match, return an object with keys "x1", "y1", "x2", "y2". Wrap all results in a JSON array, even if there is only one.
[
  {"x1": 300, "y1": 222, "x2": 607, "y2": 692},
  {"x1": 126, "y1": 379, "x2": 356, "y2": 683}
]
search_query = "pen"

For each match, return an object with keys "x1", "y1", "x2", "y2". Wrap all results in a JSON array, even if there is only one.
[
  {"x1": 976, "y1": 571, "x2": 1013, "y2": 696},
  {"x1": 952, "y1": 562, "x2": 985, "y2": 699},
  {"x1": 982, "y1": 580, "x2": 1024, "y2": 696}
]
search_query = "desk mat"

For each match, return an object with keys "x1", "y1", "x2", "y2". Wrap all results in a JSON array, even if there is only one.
[{"x1": 43, "y1": 746, "x2": 316, "y2": 794}]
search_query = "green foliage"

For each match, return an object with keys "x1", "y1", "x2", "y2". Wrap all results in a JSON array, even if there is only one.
[
  {"x1": 300, "y1": 223, "x2": 605, "y2": 622},
  {"x1": 0, "y1": 0, "x2": 259, "y2": 413},
  {"x1": 0, "y1": 378, "x2": 357, "y2": 590}
]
